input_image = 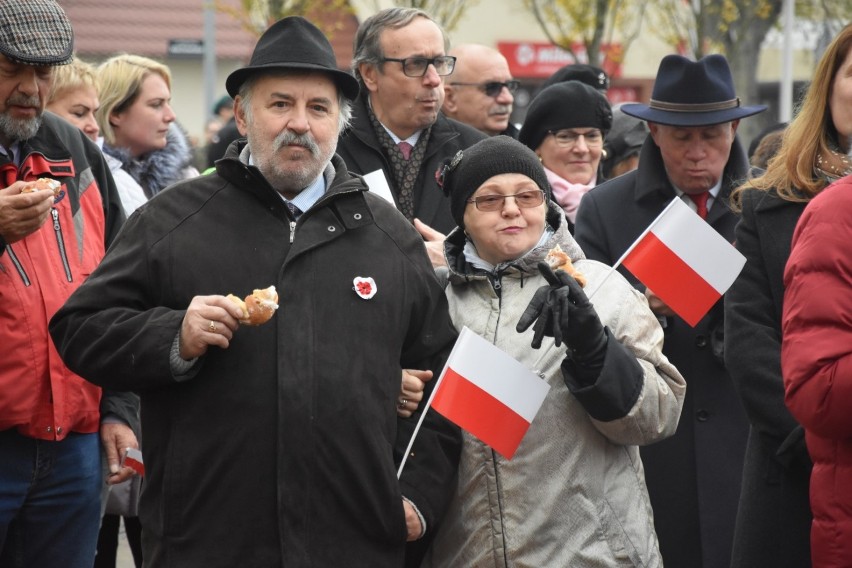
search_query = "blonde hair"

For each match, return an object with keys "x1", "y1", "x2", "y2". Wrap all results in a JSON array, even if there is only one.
[
  {"x1": 48, "y1": 57, "x2": 98, "y2": 104},
  {"x1": 732, "y1": 23, "x2": 852, "y2": 208},
  {"x1": 96, "y1": 54, "x2": 172, "y2": 146}
]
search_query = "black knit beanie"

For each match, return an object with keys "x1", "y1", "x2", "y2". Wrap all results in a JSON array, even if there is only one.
[
  {"x1": 437, "y1": 136, "x2": 551, "y2": 229},
  {"x1": 518, "y1": 81, "x2": 613, "y2": 152}
]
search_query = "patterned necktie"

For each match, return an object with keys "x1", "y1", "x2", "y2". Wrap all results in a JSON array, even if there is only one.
[
  {"x1": 398, "y1": 141, "x2": 413, "y2": 161},
  {"x1": 286, "y1": 201, "x2": 302, "y2": 220},
  {"x1": 688, "y1": 192, "x2": 709, "y2": 219}
]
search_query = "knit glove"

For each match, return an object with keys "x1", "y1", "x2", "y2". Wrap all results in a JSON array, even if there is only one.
[{"x1": 516, "y1": 262, "x2": 607, "y2": 364}]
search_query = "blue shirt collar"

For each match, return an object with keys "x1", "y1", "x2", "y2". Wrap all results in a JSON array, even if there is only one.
[{"x1": 247, "y1": 149, "x2": 327, "y2": 213}]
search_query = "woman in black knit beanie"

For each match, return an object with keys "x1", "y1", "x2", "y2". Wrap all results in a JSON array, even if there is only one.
[{"x1": 424, "y1": 134, "x2": 685, "y2": 567}]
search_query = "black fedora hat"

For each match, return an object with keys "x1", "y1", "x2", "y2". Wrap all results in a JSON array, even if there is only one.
[
  {"x1": 621, "y1": 54, "x2": 765, "y2": 126},
  {"x1": 226, "y1": 16, "x2": 359, "y2": 100}
]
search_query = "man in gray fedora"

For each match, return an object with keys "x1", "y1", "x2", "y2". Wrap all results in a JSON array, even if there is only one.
[
  {"x1": 574, "y1": 53, "x2": 765, "y2": 568},
  {"x1": 50, "y1": 16, "x2": 460, "y2": 568}
]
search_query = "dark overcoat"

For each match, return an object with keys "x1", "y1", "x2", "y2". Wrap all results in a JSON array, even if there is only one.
[
  {"x1": 49, "y1": 146, "x2": 461, "y2": 568},
  {"x1": 574, "y1": 137, "x2": 750, "y2": 568},
  {"x1": 336, "y1": 94, "x2": 486, "y2": 235},
  {"x1": 724, "y1": 187, "x2": 812, "y2": 567}
]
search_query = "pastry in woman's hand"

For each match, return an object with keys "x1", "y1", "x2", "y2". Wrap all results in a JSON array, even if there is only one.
[{"x1": 545, "y1": 245, "x2": 587, "y2": 288}]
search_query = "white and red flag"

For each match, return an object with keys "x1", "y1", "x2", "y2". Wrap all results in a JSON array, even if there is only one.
[
  {"x1": 397, "y1": 327, "x2": 550, "y2": 475},
  {"x1": 430, "y1": 327, "x2": 550, "y2": 459},
  {"x1": 414, "y1": 328, "x2": 550, "y2": 460},
  {"x1": 122, "y1": 447, "x2": 145, "y2": 476},
  {"x1": 614, "y1": 197, "x2": 745, "y2": 327}
]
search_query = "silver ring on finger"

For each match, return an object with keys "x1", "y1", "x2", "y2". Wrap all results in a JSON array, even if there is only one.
[
  {"x1": 398, "y1": 398, "x2": 408, "y2": 409},
  {"x1": 208, "y1": 321, "x2": 217, "y2": 333}
]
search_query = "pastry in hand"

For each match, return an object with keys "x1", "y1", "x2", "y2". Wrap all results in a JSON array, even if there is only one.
[
  {"x1": 545, "y1": 245, "x2": 587, "y2": 288},
  {"x1": 20, "y1": 178, "x2": 61, "y2": 196},
  {"x1": 226, "y1": 286, "x2": 279, "y2": 326}
]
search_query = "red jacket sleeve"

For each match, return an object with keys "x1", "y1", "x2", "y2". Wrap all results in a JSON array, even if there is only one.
[{"x1": 782, "y1": 176, "x2": 852, "y2": 439}]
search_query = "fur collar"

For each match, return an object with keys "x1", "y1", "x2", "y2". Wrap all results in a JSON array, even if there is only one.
[{"x1": 102, "y1": 122, "x2": 194, "y2": 198}]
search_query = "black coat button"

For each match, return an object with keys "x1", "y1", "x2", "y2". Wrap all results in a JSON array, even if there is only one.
[
  {"x1": 696, "y1": 409, "x2": 710, "y2": 422},
  {"x1": 695, "y1": 335, "x2": 708, "y2": 348}
]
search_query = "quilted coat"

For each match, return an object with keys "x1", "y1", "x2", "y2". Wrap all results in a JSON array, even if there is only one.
[{"x1": 782, "y1": 173, "x2": 852, "y2": 568}]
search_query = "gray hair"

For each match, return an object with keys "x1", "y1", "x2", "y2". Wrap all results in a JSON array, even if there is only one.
[
  {"x1": 238, "y1": 71, "x2": 353, "y2": 135},
  {"x1": 351, "y1": 7, "x2": 450, "y2": 88}
]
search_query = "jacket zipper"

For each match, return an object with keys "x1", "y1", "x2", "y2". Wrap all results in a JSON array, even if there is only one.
[
  {"x1": 489, "y1": 271, "x2": 509, "y2": 564},
  {"x1": 286, "y1": 183, "x2": 364, "y2": 244},
  {"x1": 51, "y1": 208, "x2": 73, "y2": 282},
  {"x1": 5, "y1": 246, "x2": 31, "y2": 286}
]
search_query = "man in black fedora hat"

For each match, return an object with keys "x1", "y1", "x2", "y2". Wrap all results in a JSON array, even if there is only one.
[
  {"x1": 50, "y1": 15, "x2": 461, "y2": 568},
  {"x1": 574, "y1": 53, "x2": 765, "y2": 568},
  {"x1": 0, "y1": 1, "x2": 137, "y2": 567}
]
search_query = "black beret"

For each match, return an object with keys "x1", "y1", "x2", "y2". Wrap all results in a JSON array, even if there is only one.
[{"x1": 519, "y1": 81, "x2": 613, "y2": 152}]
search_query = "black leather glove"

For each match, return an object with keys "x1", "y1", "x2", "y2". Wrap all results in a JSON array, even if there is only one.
[{"x1": 516, "y1": 262, "x2": 607, "y2": 363}]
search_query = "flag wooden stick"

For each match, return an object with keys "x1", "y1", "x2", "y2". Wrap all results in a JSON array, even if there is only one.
[
  {"x1": 585, "y1": 196, "x2": 680, "y2": 301},
  {"x1": 396, "y1": 331, "x2": 467, "y2": 479}
]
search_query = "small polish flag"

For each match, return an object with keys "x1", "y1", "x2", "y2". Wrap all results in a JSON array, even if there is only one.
[
  {"x1": 123, "y1": 447, "x2": 145, "y2": 477},
  {"x1": 621, "y1": 198, "x2": 746, "y2": 327},
  {"x1": 431, "y1": 327, "x2": 550, "y2": 459}
]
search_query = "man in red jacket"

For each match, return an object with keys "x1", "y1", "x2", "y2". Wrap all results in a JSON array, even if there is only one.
[{"x1": 0, "y1": 2, "x2": 134, "y2": 567}]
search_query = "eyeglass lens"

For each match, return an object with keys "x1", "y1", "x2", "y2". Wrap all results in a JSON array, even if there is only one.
[
  {"x1": 471, "y1": 191, "x2": 544, "y2": 211},
  {"x1": 552, "y1": 130, "x2": 604, "y2": 146},
  {"x1": 402, "y1": 56, "x2": 456, "y2": 77},
  {"x1": 483, "y1": 81, "x2": 520, "y2": 96}
]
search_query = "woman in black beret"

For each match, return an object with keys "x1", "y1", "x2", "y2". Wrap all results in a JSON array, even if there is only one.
[{"x1": 519, "y1": 81, "x2": 612, "y2": 232}]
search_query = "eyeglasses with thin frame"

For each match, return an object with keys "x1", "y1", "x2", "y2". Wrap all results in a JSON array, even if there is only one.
[
  {"x1": 467, "y1": 190, "x2": 545, "y2": 212},
  {"x1": 449, "y1": 80, "x2": 521, "y2": 97},
  {"x1": 379, "y1": 55, "x2": 457, "y2": 77},
  {"x1": 548, "y1": 129, "x2": 604, "y2": 147}
]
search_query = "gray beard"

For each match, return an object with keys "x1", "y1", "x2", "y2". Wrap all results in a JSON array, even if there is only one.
[
  {"x1": 249, "y1": 130, "x2": 333, "y2": 195},
  {"x1": 0, "y1": 112, "x2": 41, "y2": 144}
]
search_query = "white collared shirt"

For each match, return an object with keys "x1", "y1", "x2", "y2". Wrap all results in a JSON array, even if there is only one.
[
  {"x1": 672, "y1": 179, "x2": 722, "y2": 214},
  {"x1": 247, "y1": 152, "x2": 326, "y2": 214}
]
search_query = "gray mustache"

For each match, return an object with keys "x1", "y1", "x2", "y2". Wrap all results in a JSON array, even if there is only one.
[
  {"x1": 273, "y1": 130, "x2": 319, "y2": 156},
  {"x1": 6, "y1": 94, "x2": 40, "y2": 108}
]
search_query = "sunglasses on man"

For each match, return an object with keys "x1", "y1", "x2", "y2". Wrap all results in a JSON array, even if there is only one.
[{"x1": 449, "y1": 80, "x2": 521, "y2": 97}]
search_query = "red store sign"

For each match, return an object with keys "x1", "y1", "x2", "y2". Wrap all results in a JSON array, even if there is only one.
[{"x1": 498, "y1": 41, "x2": 623, "y2": 80}]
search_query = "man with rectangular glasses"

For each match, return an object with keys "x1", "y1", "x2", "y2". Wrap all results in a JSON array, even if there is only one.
[
  {"x1": 443, "y1": 44, "x2": 520, "y2": 139},
  {"x1": 337, "y1": 7, "x2": 486, "y2": 237}
]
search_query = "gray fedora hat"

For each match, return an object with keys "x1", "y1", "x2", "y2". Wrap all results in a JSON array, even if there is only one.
[
  {"x1": 226, "y1": 16, "x2": 359, "y2": 100},
  {"x1": 0, "y1": 0, "x2": 73, "y2": 66},
  {"x1": 622, "y1": 54, "x2": 765, "y2": 127}
]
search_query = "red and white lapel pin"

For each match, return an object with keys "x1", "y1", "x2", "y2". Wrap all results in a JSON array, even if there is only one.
[{"x1": 353, "y1": 276, "x2": 377, "y2": 300}]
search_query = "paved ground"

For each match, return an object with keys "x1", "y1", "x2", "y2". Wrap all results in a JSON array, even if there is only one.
[{"x1": 115, "y1": 522, "x2": 137, "y2": 568}]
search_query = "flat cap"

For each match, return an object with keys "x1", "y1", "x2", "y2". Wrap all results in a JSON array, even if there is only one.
[{"x1": 0, "y1": 0, "x2": 74, "y2": 66}]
